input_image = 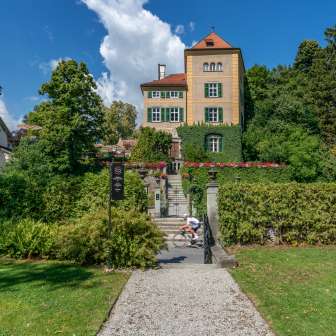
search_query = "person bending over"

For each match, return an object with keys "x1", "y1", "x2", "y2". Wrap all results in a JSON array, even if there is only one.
[{"x1": 180, "y1": 214, "x2": 201, "y2": 240}]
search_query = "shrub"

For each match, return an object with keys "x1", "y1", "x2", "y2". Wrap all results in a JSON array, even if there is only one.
[
  {"x1": 75, "y1": 169, "x2": 148, "y2": 214},
  {"x1": 0, "y1": 219, "x2": 55, "y2": 258},
  {"x1": 181, "y1": 166, "x2": 291, "y2": 217},
  {"x1": 218, "y1": 183, "x2": 336, "y2": 245},
  {"x1": 55, "y1": 209, "x2": 109, "y2": 264},
  {"x1": 55, "y1": 208, "x2": 165, "y2": 267},
  {"x1": 107, "y1": 208, "x2": 165, "y2": 268}
]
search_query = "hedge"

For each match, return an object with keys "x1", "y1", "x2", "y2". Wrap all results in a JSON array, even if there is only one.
[
  {"x1": 177, "y1": 124, "x2": 242, "y2": 162},
  {"x1": 218, "y1": 183, "x2": 336, "y2": 245},
  {"x1": 182, "y1": 166, "x2": 292, "y2": 216}
]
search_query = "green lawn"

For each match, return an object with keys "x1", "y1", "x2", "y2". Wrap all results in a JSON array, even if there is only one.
[
  {"x1": 0, "y1": 258, "x2": 129, "y2": 336},
  {"x1": 230, "y1": 246, "x2": 336, "y2": 336}
]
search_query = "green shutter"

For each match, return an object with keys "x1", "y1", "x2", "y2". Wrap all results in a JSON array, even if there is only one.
[
  {"x1": 147, "y1": 108, "x2": 152, "y2": 122},
  {"x1": 204, "y1": 136, "x2": 209, "y2": 151},
  {"x1": 161, "y1": 91, "x2": 165, "y2": 99},
  {"x1": 161, "y1": 108, "x2": 165, "y2": 122},
  {"x1": 148, "y1": 91, "x2": 152, "y2": 98},
  {"x1": 166, "y1": 91, "x2": 170, "y2": 98},
  {"x1": 165, "y1": 108, "x2": 170, "y2": 122},
  {"x1": 218, "y1": 83, "x2": 222, "y2": 97},
  {"x1": 179, "y1": 91, "x2": 183, "y2": 98},
  {"x1": 205, "y1": 83, "x2": 209, "y2": 97},
  {"x1": 218, "y1": 107, "x2": 223, "y2": 122},
  {"x1": 179, "y1": 108, "x2": 184, "y2": 122},
  {"x1": 219, "y1": 136, "x2": 223, "y2": 152},
  {"x1": 205, "y1": 108, "x2": 209, "y2": 122}
]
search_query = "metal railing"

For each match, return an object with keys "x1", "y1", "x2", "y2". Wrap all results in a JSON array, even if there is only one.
[{"x1": 203, "y1": 214, "x2": 214, "y2": 264}]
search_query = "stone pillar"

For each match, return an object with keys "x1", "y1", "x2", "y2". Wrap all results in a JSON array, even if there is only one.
[
  {"x1": 154, "y1": 187, "x2": 161, "y2": 218},
  {"x1": 207, "y1": 170, "x2": 219, "y2": 242}
]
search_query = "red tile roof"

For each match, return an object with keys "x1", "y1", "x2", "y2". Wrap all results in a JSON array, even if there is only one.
[
  {"x1": 141, "y1": 73, "x2": 186, "y2": 87},
  {"x1": 192, "y1": 32, "x2": 232, "y2": 49}
]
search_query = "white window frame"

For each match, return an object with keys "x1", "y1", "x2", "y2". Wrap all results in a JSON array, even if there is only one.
[
  {"x1": 210, "y1": 63, "x2": 216, "y2": 71},
  {"x1": 203, "y1": 63, "x2": 209, "y2": 72},
  {"x1": 209, "y1": 136, "x2": 220, "y2": 152},
  {"x1": 208, "y1": 107, "x2": 218, "y2": 122},
  {"x1": 170, "y1": 91, "x2": 179, "y2": 99},
  {"x1": 152, "y1": 91, "x2": 160, "y2": 98},
  {"x1": 208, "y1": 83, "x2": 219, "y2": 97},
  {"x1": 170, "y1": 107, "x2": 179, "y2": 122},
  {"x1": 216, "y1": 63, "x2": 223, "y2": 71},
  {"x1": 151, "y1": 107, "x2": 161, "y2": 122}
]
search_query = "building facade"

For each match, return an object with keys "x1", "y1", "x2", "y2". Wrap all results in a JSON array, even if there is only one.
[
  {"x1": 140, "y1": 32, "x2": 245, "y2": 170},
  {"x1": 0, "y1": 117, "x2": 12, "y2": 168}
]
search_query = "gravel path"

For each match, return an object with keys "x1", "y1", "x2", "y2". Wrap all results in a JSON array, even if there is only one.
[{"x1": 99, "y1": 265, "x2": 274, "y2": 336}]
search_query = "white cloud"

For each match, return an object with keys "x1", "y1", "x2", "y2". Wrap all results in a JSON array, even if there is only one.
[
  {"x1": 0, "y1": 97, "x2": 20, "y2": 131},
  {"x1": 175, "y1": 24, "x2": 185, "y2": 35},
  {"x1": 82, "y1": 0, "x2": 186, "y2": 123},
  {"x1": 39, "y1": 57, "x2": 71, "y2": 75},
  {"x1": 189, "y1": 21, "x2": 195, "y2": 32}
]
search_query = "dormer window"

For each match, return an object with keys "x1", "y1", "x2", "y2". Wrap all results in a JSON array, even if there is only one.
[
  {"x1": 205, "y1": 39, "x2": 214, "y2": 47},
  {"x1": 203, "y1": 63, "x2": 209, "y2": 71},
  {"x1": 210, "y1": 63, "x2": 216, "y2": 71}
]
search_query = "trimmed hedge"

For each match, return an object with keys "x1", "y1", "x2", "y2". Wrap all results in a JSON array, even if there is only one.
[
  {"x1": 218, "y1": 183, "x2": 336, "y2": 245},
  {"x1": 182, "y1": 167, "x2": 292, "y2": 216},
  {"x1": 177, "y1": 124, "x2": 242, "y2": 162}
]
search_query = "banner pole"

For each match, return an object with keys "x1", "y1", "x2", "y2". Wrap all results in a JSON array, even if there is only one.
[{"x1": 108, "y1": 159, "x2": 113, "y2": 238}]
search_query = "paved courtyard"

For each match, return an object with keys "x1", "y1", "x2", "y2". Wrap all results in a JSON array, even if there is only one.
[{"x1": 99, "y1": 245, "x2": 274, "y2": 336}]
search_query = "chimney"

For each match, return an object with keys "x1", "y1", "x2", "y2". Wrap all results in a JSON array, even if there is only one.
[{"x1": 158, "y1": 64, "x2": 166, "y2": 80}]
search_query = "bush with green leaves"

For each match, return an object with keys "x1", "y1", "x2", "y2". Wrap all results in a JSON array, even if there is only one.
[
  {"x1": 55, "y1": 208, "x2": 165, "y2": 267},
  {"x1": 181, "y1": 166, "x2": 291, "y2": 217},
  {"x1": 218, "y1": 183, "x2": 336, "y2": 245},
  {"x1": 0, "y1": 219, "x2": 55, "y2": 259}
]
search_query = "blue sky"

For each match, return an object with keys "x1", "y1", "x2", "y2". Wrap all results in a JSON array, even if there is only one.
[{"x1": 0, "y1": 0, "x2": 335, "y2": 129}]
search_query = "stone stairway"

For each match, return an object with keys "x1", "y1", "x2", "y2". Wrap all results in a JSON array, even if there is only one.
[
  {"x1": 153, "y1": 217, "x2": 185, "y2": 241},
  {"x1": 167, "y1": 175, "x2": 188, "y2": 217}
]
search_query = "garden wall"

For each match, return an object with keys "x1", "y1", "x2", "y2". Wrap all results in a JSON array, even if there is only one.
[{"x1": 218, "y1": 183, "x2": 336, "y2": 245}]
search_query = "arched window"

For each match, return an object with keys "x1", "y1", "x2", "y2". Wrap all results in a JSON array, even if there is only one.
[
  {"x1": 210, "y1": 63, "x2": 216, "y2": 71},
  {"x1": 216, "y1": 62, "x2": 223, "y2": 71},
  {"x1": 203, "y1": 63, "x2": 209, "y2": 71},
  {"x1": 206, "y1": 134, "x2": 223, "y2": 152}
]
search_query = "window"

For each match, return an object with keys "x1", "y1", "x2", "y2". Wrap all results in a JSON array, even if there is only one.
[
  {"x1": 170, "y1": 107, "x2": 179, "y2": 122},
  {"x1": 203, "y1": 63, "x2": 209, "y2": 71},
  {"x1": 170, "y1": 91, "x2": 178, "y2": 99},
  {"x1": 209, "y1": 83, "x2": 218, "y2": 97},
  {"x1": 152, "y1": 91, "x2": 160, "y2": 98},
  {"x1": 205, "y1": 39, "x2": 214, "y2": 47},
  {"x1": 206, "y1": 135, "x2": 222, "y2": 152},
  {"x1": 151, "y1": 107, "x2": 161, "y2": 122},
  {"x1": 210, "y1": 63, "x2": 216, "y2": 71},
  {"x1": 216, "y1": 63, "x2": 223, "y2": 71},
  {"x1": 208, "y1": 107, "x2": 218, "y2": 122}
]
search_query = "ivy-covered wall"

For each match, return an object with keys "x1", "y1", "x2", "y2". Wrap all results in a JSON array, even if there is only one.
[{"x1": 177, "y1": 124, "x2": 242, "y2": 162}]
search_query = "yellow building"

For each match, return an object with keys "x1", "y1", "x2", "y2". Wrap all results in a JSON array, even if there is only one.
[{"x1": 140, "y1": 32, "x2": 245, "y2": 170}]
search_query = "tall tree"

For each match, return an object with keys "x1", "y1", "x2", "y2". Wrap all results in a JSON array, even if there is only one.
[
  {"x1": 130, "y1": 127, "x2": 172, "y2": 162},
  {"x1": 27, "y1": 60, "x2": 104, "y2": 173},
  {"x1": 308, "y1": 26, "x2": 336, "y2": 145},
  {"x1": 103, "y1": 101, "x2": 137, "y2": 144}
]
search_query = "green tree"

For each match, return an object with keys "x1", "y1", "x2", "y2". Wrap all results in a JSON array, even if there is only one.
[
  {"x1": 103, "y1": 101, "x2": 137, "y2": 144},
  {"x1": 27, "y1": 60, "x2": 104, "y2": 173},
  {"x1": 308, "y1": 26, "x2": 336, "y2": 146},
  {"x1": 130, "y1": 127, "x2": 172, "y2": 162},
  {"x1": 294, "y1": 40, "x2": 320, "y2": 73}
]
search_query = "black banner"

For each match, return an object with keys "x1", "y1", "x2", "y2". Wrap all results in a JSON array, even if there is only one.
[{"x1": 110, "y1": 161, "x2": 125, "y2": 200}]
